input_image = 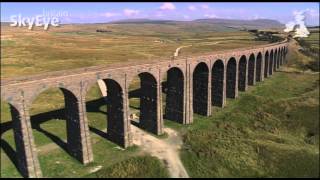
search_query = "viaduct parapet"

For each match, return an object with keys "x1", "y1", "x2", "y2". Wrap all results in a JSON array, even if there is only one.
[{"x1": 0, "y1": 40, "x2": 289, "y2": 177}]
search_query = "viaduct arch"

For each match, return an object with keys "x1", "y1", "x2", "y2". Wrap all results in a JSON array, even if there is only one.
[
  {"x1": 248, "y1": 54, "x2": 256, "y2": 86},
  {"x1": 226, "y1": 57, "x2": 237, "y2": 99},
  {"x1": 193, "y1": 62, "x2": 209, "y2": 116},
  {"x1": 238, "y1": 55, "x2": 247, "y2": 91},
  {"x1": 212, "y1": 59, "x2": 224, "y2": 107},
  {"x1": 0, "y1": 40, "x2": 289, "y2": 177},
  {"x1": 256, "y1": 52, "x2": 262, "y2": 82}
]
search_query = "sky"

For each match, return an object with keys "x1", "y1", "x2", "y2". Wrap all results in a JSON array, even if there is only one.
[{"x1": 1, "y1": 2, "x2": 319, "y2": 26}]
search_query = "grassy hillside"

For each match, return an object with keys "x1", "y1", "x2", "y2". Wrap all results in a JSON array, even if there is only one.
[
  {"x1": 295, "y1": 28, "x2": 319, "y2": 71},
  {"x1": 1, "y1": 21, "x2": 270, "y2": 79},
  {"x1": 171, "y1": 36, "x2": 319, "y2": 178},
  {"x1": 179, "y1": 72, "x2": 319, "y2": 177},
  {"x1": 85, "y1": 155, "x2": 169, "y2": 178}
]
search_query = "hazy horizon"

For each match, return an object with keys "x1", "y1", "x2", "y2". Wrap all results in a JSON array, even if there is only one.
[
  {"x1": 0, "y1": 17, "x2": 286, "y2": 24},
  {"x1": 1, "y1": 2, "x2": 319, "y2": 26}
]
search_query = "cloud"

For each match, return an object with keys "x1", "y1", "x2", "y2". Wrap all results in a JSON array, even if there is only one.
[
  {"x1": 188, "y1": 5, "x2": 196, "y2": 11},
  {"x1": 252, "y1": 14, "x2": 265, "y2": 20},
  {"x1": 123, "y1": 9, "x2": 140, "y2": 16},
  {"x1": 306, "y1": 8, "x2": 319, "y2": 18},
  {"x1": 201, "y1": 4, "x2": 209, "y2": 10},
  {"x1": 204, "y1": 14, "x2": 218, "y2": 18},
  {"x1": 155, "y1": 11, "x2": 165, "y2": 17},
  {"x1": 160, "y1": 3, "x2": 176, "y2": 10},
  {"x1": 183, "y1": 15, "x2": 190, "y2": 19},
  {"x1": 103, "y1": 12, "x2": 120, "y2": 18}
]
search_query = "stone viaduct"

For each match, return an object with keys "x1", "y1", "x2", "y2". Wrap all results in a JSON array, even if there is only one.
[{"x1": 0, "y1": 40, "x2": 289, "y2": 177}]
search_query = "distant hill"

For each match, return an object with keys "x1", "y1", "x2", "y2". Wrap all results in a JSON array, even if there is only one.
[
  {"x1": 1, "y1": 22, "x2": 11, "y2": 26},
  {"x1": 1, "y1": 18, "x2": 284, "y2": 30},
  {"x1": 108, "y1": 18, "x2": 180, "y2": 25},
  {"x1": 109, "y1": 18, "x2": 284, "y2": 30},
  {"x1": 193, "y1": 18, "x2": 284, "y2": 29},
  {"x1": 307, "y1": 25, "x2": 319, "y2": 28}
]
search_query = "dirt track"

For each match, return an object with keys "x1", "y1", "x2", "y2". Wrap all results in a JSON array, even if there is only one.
[{"x1": 131, "y1": 125, "x2": 189, "y2": 178}]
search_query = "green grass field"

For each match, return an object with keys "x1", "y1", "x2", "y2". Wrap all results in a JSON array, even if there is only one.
[
  {"x1": 85, "y1": 155, "x2": 169, "y2": 178},
  {"x1": 179, "y1": 71, "x2": 319, "y2": 177}
]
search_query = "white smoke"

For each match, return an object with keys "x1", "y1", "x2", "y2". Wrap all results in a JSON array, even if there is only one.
[
  {"x1": 284, "y1": 21, "x2": 296, "y2": 32},
  {"x1": 284, "y1": 10, "x2": 310, "y2": 38}
]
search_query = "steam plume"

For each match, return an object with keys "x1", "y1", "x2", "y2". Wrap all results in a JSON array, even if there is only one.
[{"x1": 284, "y1": 10, "x2": 310, "y2": 38}]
